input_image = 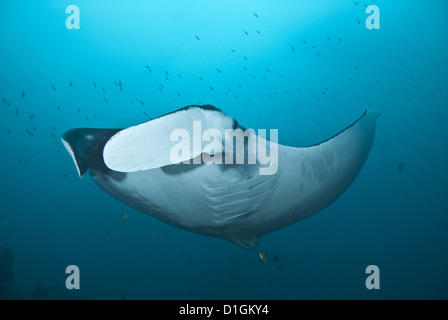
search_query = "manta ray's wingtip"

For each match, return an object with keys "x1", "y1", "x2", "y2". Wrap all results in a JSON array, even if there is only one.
[{"x1": 363, "y1": 109, "x2": 381, "y2": 120}]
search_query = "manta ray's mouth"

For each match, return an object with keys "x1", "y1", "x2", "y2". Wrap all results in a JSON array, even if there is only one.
[{"x1": 61, "y1": 128, "x2": 121, "y2": 178}]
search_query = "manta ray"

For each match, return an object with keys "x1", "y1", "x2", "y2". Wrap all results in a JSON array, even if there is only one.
[{"x1": 62, "y1": 105, "x2": 379, "y2": 249}]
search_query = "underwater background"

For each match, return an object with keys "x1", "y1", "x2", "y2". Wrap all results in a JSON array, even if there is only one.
[{"x1": 0, "y1": 0, "x2": 447, "y2": 300}]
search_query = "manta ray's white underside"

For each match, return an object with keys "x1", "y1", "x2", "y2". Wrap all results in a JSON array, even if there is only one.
[{"x1": 62, "y1": 105, "x2": 379, "y2": 248}]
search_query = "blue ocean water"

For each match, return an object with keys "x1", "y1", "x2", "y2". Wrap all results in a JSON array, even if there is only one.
[{"x1": 0, "y1": 0, "x2": 447, "y2": 300}]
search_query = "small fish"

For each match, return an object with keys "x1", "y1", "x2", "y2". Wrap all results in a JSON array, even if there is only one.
[
  {"x1": 273, "y1": 254, "x2": 280, "y2": 263},
  {"x1": 303, "y1": 39, "x2": 307, "y2": 45},
  {"x1": 164, "y1": 70, "x2": 169, "y2": 75},
  {"x1": 51, "y1": 133, "x2": 55, "y2": 138},
  {"x1": 177, "y1": 92, "x2": 181, "y2": 96},
  {"x1": 398, "y1": 162, "x2": 405, "y2": 172},
  {"x1": 255, "y1": 30, "x2": 260, "y2": 34},
  {"x1": 311, "y1": 44, "x2": 315, "y2": 49},
  {"x1": 52, "y1": 126, "x2": 56, "y2": 131},
  {"x1": 25, "y1": 129, "x2": 34, "y2": 136},
  {"x1": 120, "y1": 213, "x2": 129, "y2": 222},
  {"x1": 243, "y1": 29, "x2": 248, "y2": 35},
  {"x1": 104, "y1": 98, "x2": 108, "y2": 103},
  {"x1": 62, "y1": 174, "x2": 68, "y2": 178},
  {"x1": 15, "y1": 106, "x2": 19, "y2": 115},
  {"x1": 165, "y1": 75, "x2": 169, "y2": 81},
  {"x1": 86, "y1": 116, "x2": 89, "y2": 121},
  {"x1": 338, "y1": 37, "x2": 342, "y2": 42},
  {"x1": 209, "y1": 86, "x2": 214, "y2": 90},
  {"x1": 198, "y1": 76, "x2": 203, "y2": 80},
  {"x1": 93, "y1": 82, "x2": 97, "y2": 88},
  {"x1": 253, "y1": 13, "x2": 259, "y2": 18},
  {"x1": 195, "y1": 35, "x2": 200, "y2": 40},
  {"x1": 22, "y1": 90, "x2": 25, "y2": 98},
  {"x1": 354, "y1": 65, "x2": 359, "y2": 70},
  {"x1": 57, "y1": 106, "x2": 60, "y2": 111},
  {"x1": 231, "y1": 49, "x2": 235, "y2": 52},
  {"x1": 266, "y1": 68, "x2": 270, "y2": 72},
  {"x1": 326, "y1": 35, "x2": 331, "y2": 40},
  {"x1": 356, "y1": 18, "x2": 361, "y2": 25},
  {"x1": 139, "y1": 100, "x2": 144, "y2": 106},
  {"x1": 77, "y1": 107, "x2": 81, "y2": 112},
  {"x1": 102, "y1": 88, "x2": 106, "y2": 92},
  {"x1": 145, "y1": 66, "x2": 152, "y2": 72},
  {"x1": 259, "y1": 252, "x2": 268, "y2": 264},
  {"x1": 353, "y1": 1, "x2": 359, "y2": 5},
  {"x1": 118, "y1": 293, "x2": 127, "y2": 300},
  {"x1": 216, "y1": 69, "x2": 222, "y2": 73},
  {"x1": 69, "y1": 81, "x2": 73, "y2": 87},
  {"x1": 52, "y1": 85, "x2": 56, "y2": 91},
  {"x1": 388, "y1": 89, "x2": 398, "y2": 94},
  {"x1": 178, "y1": 73, "x2": 182, "y2": 78},
  {"x1": 243, "y1": 56, "x2": 247, "y2": 60}
]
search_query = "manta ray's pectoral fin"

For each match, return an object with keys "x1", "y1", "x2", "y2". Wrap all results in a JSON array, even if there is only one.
[{"x1": 103, "y1": 105, "x2": 237, "y2": 173}]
